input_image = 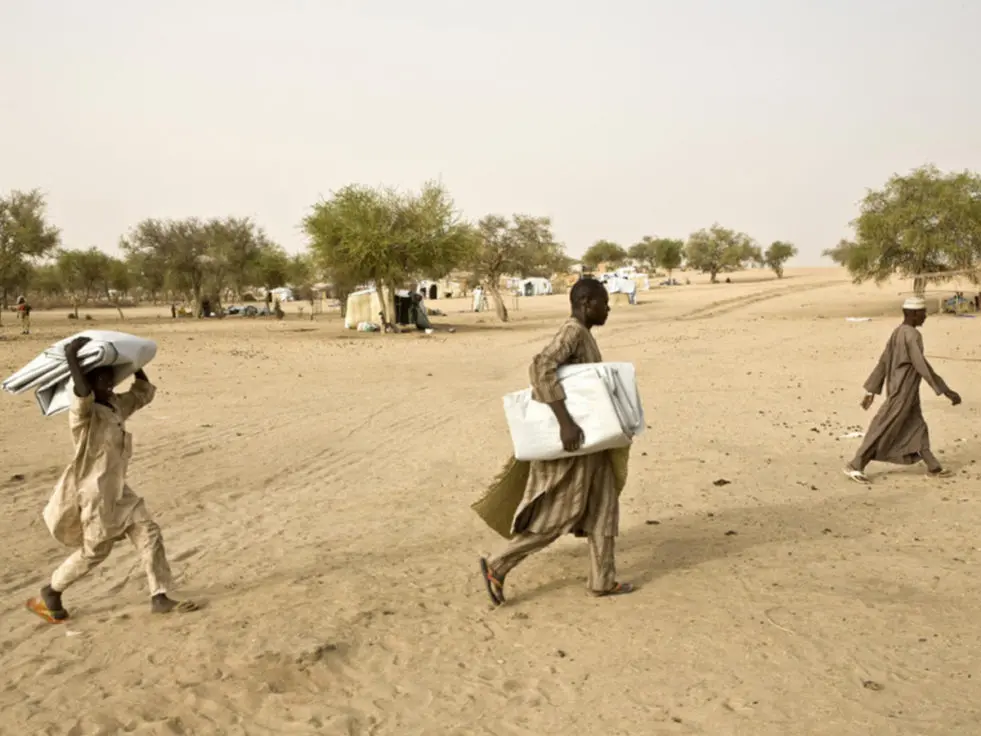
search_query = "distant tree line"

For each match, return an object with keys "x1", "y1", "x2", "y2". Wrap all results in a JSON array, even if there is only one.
[
  {"x1": 4, "y1": 164, "x2": 975, "y2": 326},
  {"x1": 580, "y1": 232, "x2": 797, "y2": 283}
]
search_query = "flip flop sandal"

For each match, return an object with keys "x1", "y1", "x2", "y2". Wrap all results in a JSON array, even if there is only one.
[
  {"x1": 843, "y1": 468, "x2": 871, "y2": 484},
  {"x1": 26, "y1": 597, "x2": 68, "y2": 624},
  {"x1": 928, "y1": 469, "x2": 954, "y2": 478},
  {"x1": 479, "y1": 558, "x2": 505, "y2": 606},
  {"x1": 591, "y1": 582, "x2": 635, "y2": 597}
]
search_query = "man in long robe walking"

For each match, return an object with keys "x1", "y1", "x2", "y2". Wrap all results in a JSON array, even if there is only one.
[
  {"x1": 476, "y1": 278, "x2": 634, "y2": 605},
  {"x1": 844, "y1": 296, "x2": 961, "y2": 483}
]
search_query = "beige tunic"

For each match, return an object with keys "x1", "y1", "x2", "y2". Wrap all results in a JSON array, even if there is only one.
[
  {"x1": 43, "y1": 380, "x2": 156, "y2": 551},
  {"x1": 853, "y1": 324, "x2": 948, "y2": 466}
]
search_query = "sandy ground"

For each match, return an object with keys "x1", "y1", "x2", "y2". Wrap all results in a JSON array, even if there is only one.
[{"x1": 1, "y1": 267, "x2": 980, "y2": 735}]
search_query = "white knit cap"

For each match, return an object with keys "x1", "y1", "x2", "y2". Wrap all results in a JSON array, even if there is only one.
[{"x1": 903, "y1": 296, "x2": 926, "y2": 310}]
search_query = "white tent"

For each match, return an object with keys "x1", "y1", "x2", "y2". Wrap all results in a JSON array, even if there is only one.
[
  {"x1": 271, "y1": 287, "x2": 294, "y2": 302},
  {"x1": 520, "y1": 277, "x2": 552, "y2": 296},
  {"x1": 344, "y1": 287, "x2": 395, "y2": 329},
  {"x1": 602, "y1": 275, "x2": 637, "y2": 304},
  {"x1": 417, "y1": 279, "x2": 461, "y2": 300}
]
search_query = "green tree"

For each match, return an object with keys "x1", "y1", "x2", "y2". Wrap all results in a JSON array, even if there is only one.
[
  {"x1": 287, "y1": 253, "x2": 316, "y2": 297},
  {"x1": 653, "y1": 238, "x2": 685, "y2": 281},
  {"x1": 57, "y1": 247, "x2": 111, "y2": 302},
  {"x1": 106, "y1": 256, "x2": 134, "y2": 298},
  {"x1": 628, "y1": 237, "x2": 659, "y2": 273},
  {"x1": 252, "y1": 243, "x2": 291, "y2": 295},
  {"x1": 124, "y1": 247, "x2": 167, "y2": 303},
  {"x1": 0, "y1": 189, "x2": 61, "y2": 321},
  {"x1": 469, "y1": 214, "x2": 567, "y2": 322},
  {"x1": 685, "y1": 225, "x2": 758, "y2": 283},
  {"x1": 204, "y1": 216, "x2": 267, "y2": 303},
  {"x1": 29, "y1": 262, "x2": 64, "y2": 299},
  {"x1": 764, "y1": 241, "x2": 798, "y2": 278},
  {"x1": 824, "y1": 165, "x2": 981, "y2": 294},
  {"x1": 582, "y1": 240, "x2": 628, "y2": 271},
  {"x1": 744, "y1": 243, "x2": 764, "y2": 268},
  {"x1": 121, "y1": 218, "x2": 211, "y2": 313},
  {"x1": 303, "y1": 181, "x2": 473, "y2": 324}
]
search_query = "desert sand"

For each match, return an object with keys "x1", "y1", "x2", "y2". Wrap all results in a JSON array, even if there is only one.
[{"x1": 1, "y1": 267, "x2": 980, "y2": 735}]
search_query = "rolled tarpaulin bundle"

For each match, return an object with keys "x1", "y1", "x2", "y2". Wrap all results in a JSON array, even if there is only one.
[
  {"x1": 2, "y1": 330, "x2": 157, "y2": 417},
  {"x1": 501, "y1": 362, "x2": 645, "y2": 462}
]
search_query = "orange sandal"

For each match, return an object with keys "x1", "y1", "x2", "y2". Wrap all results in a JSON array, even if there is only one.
[
  {"x1": 26, "y1": 597, "x2": 68, "y2": 624},
  {"x1": 479, "y1": 558, "x2": 505, "y2": 606}
]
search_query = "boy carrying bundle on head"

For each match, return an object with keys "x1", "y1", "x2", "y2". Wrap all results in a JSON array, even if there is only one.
[{"x1": 27, "y1": 335, "x2": 197, "y2": 623}]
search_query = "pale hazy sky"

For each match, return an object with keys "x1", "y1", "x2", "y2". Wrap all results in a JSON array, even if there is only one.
[{"x1": 2, "y1": 1, "x2": 979, "y2": 265}]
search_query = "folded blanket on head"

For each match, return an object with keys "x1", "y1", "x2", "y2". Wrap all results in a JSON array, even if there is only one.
[
  {"x1": 502, "y1": 362, "x2": 644, "y2": 462},
  {"x1": 2, "y1": 330, "x2": 157, "y2": 417}
]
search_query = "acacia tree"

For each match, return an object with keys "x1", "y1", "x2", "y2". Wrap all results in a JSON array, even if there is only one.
[
  {"x1": 0, "y1": 189, "x2": 61, "y2": 321},
  {"x1": 764, "y1": 241, "x2": 798, "y2": 278},
  {"x1": 654, "y1": 238, "x2": 684, "y2": 281},
  {"x1": 469, "y1": 214, "x2": 566, "y2": 322},
  {"x1": 286, "y1": 253, "x2": 320, "y2": 320},
  {"x1": 685, "y1": 225, "x2": 758, "y2": 283},
  {"x1": 205, "y1": 216, "x2": 268, "y2": 303},
  {"x1": 628, "y1": 237, "x2": 659, "y2": 273},
  {"x1": 582, "y1": 240, "x2": 628, "y2": 272},
  {"x1": 824, "y1": 165, "x2": 981, "y2": 294},
  {"x1": 303, "y1": 181, "x2": 473, "y2": 325},
  {"x1": 121, "y1": 218, "x2": 212, "y2": 313},
  {"x1": 124, "y1": 246, "x2": 167, "y2": 303},
  {"x1": 29, "y1": 262, "x2": 64, "y2": 299},
  {"x1": 252, "y1": 243, "x2": 291, "y2": 296}
]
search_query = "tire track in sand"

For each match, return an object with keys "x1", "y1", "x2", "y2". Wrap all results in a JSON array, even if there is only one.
[{"x1": 675, "y1": 280, "x2": 841, "y2": 321}]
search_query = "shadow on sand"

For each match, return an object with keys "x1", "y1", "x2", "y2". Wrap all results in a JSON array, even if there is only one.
[{"x1": 503, "y1": 490, "x2": 889, "y2": 604}]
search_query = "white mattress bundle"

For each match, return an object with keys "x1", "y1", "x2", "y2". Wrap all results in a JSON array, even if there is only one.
[
  {"x1": 2, "y1": 330, "x2": 157, "y2": 417},
  {"x1": 502, "y1": 362, "x2": 644, "y2": 461}
]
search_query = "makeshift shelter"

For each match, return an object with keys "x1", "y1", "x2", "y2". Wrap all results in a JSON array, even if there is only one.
[
  {"x1": 417, "y1": 279, "x2": 461, "y2": 300},
  {"x1": 344, "y1": 287, "x2": 396, "y2": 329},
  {"x1": 520, "y1": 277, "x2": 552, "y2": 297},
  {"x1": 271, "y1": 287, "x2": 294, "y2": 302},
  {"x1": 602, "y1": 275, "x2": 637, "y2": 304}
]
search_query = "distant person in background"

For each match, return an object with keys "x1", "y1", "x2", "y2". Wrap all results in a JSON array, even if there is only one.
[
  {"x1": 844, "y1": 296, "x2": 961, "y2": 483},
  {"x1": 409, "y1": 293, "x2": 433, "y2": 331},
  {"x1": 16, "y1": 296, "x2": 31, "y2": 335}
]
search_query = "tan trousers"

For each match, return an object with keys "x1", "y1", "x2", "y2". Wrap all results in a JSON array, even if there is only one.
[
  {"x1": 51, "y1": 502, "x2": 173, "y2": 596},
  {"x1": 488, "y1": 530, "x2": 616, "y2": 593}
]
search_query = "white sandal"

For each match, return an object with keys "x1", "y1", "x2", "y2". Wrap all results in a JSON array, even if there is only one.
[{"x1": 843, "y1": 467, "x2": 870, "y2": 484}]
